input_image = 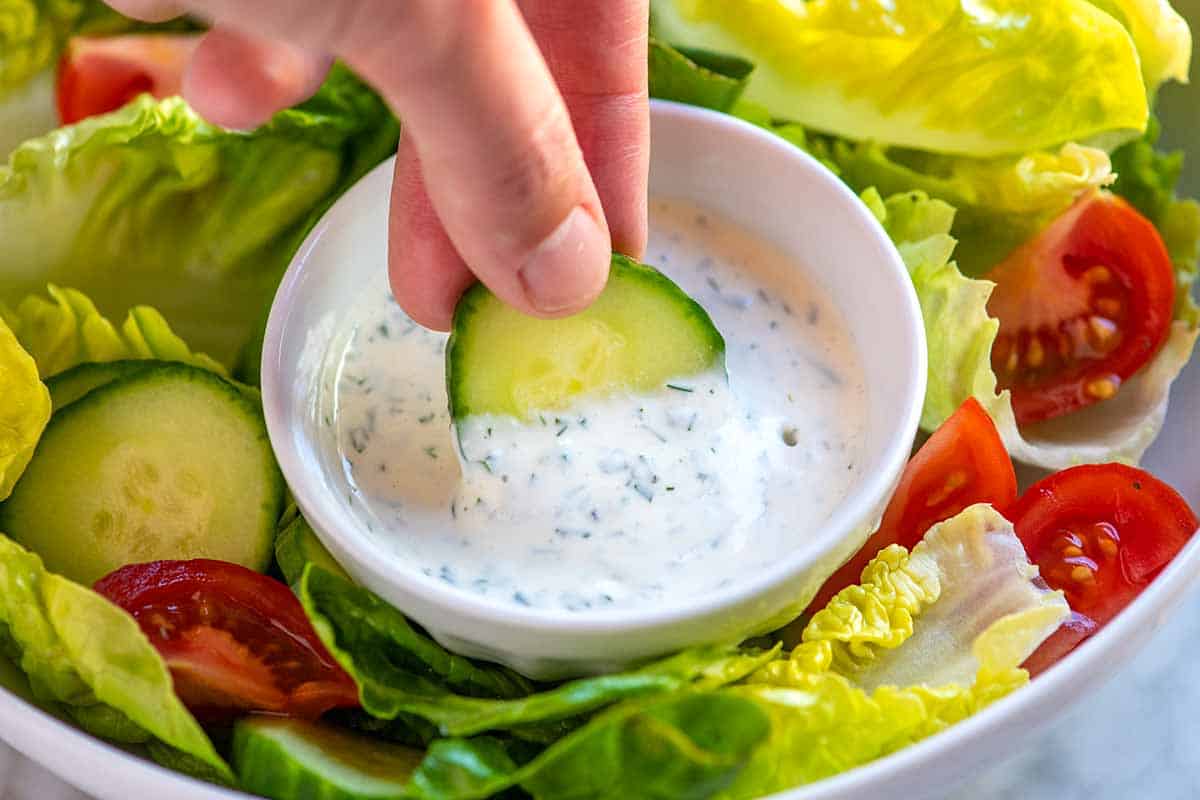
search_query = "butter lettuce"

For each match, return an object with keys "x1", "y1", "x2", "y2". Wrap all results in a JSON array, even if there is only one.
[
  {"x1": 816, "y1": 139, "x2": 1115, "y2": 277},
  {"x1": 0, "y1": 531, "x2": 232, "y2": 782},
  {"x1": 651, "y1": 0, "x2": 1148, "y2": 157},
  {"x1": 0, "y1": 65, "x2": 398, "y2": 368},
  {"x1": 404, "y1": 693, "x2": 770, "y2": 800},
  {"x1": 2, "y1": 285, "x2": 226, "y2": 378},
  {"x1": 797, "y1": 505, "x2": 1068, "y2": 691},
  {"x1": 0, "y1": 317, "x2": 49, "y2": 501},
  {"x1": 713, "y1": 505, "x2": 1065, "y2": 798},
  {"x1": 297, "y1": 564, "x2": 778, "y2": 739},
  {"x1": 1085, "y1": 0, "x2": 1192, "y2": 93},
  {"x1": 870, "y1": 188, "x2": 1200, "y2": 468}
]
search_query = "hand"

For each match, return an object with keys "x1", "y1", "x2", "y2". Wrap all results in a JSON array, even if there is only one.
[{"x1": 107, "y1": 1, "x2": 650, "y2": 330}]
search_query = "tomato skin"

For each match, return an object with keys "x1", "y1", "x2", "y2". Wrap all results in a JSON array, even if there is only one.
[
  {"x1": 1010, "y1": 464, "x2": 1198, "y2": 675},
  {"x1": 57, "y1": 34, "x2": 200, "y2": 125},
  {"x1": 987, "y1": 192, "x2": 1176, "y2": 424},
  {"x1": 805, "y1": 398, "x2": 1017, "y2": 614},
  {"x1": 95, "y1": 560, "x2": 359, "y2": 722}
]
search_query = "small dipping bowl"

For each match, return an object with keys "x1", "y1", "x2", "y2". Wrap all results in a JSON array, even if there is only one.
[{"x1": 261, "y1": 100, "x2": 927, "y2": 679}]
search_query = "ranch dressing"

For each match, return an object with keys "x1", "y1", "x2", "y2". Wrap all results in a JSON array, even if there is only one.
[{"x1": 327, "y1": 198, "x2": 868, "y2": 612}]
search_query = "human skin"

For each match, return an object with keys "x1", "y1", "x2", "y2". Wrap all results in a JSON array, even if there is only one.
[{"x1": 106, "y1": 0, "x2": 650, "y2": 330}]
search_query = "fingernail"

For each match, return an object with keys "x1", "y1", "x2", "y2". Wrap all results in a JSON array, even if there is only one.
[{"x1": 518, "y1": 206, "x2": 610, "y2": 315}]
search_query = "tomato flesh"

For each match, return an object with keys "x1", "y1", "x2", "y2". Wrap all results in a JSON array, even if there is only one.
[
  {"x1": 57, "y1": 34, "x2": 200, "y2": 125},
  {"x1": 1009, "y1": 464, "x2": 1197, "y2": 675},
  {"x1": 95, "y1": 559, "x2": 359, "y2": 722},
  {"x1": 805, "y1": 398, "x2": 1017, "y2": 614},
  {"x1": 986, "y1": 191, "x2": 1175, "y2": 425}
]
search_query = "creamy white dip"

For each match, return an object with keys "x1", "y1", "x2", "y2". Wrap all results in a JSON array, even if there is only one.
[{"x1": 327, "y1": 198, "x2": 868, "y2": 612}]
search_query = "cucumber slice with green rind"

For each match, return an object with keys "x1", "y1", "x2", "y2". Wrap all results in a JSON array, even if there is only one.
[
  {"x1": 0, "y1": 363, "x2": 284, "y2": 585},
  {"x1": 447, "y1": 254, "x2": 725, "y2": 419},
  {"x1": 45, "y1": 359, "x2": 156, "y2": 412},
  {"x1": 233, "y1": 716, "x2": 423, "y2": 800}
]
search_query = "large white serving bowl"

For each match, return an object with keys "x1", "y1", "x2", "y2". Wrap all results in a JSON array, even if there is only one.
[
  {"x1": 258, "y1": 100, "x2": 926, "y2": 679},
  {"x1": 1, "y1": 99, "x2": 1198, "y2": 800}
]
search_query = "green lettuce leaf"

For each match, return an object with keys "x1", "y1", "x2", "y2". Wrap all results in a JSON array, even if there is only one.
[
  {"x1": 2, "y1": 285, "x2": 226, "y2": 378},
  {"x1": 871, "y1": 187, "x2": 1200, "y2": 468},
  {"x1": 0, "y1": 531, "x2": 232, "y2": 782},
  {"x1": 651, "y1": 0, "x2": 1148, "y2": 157},
  {"x1": 1111, "y1": 117, "x2": 1200, "y2": 324},
  {"x1": 798, "y1": 504, "x2": 1068, "y2": 690},
  {"x1": 0, "y1": 65, "x2": 398, "y2": 368},
  {"x1": 406, "y1": 693, "x2": 770, "y2": 800},
  {"x1": 713, "y1": 504, "x2": 1065, "y2": 798},
  {"x1": 0, "y1": 0, "x2": 195, "y2": 154},
  {"x1": 275, "y1": 512, "x2": 351, "y2": 586},
  {"x1": 817, "y1": 138, "x2": 1115, "y2": 277},
  {"x1": 0, "y1": 316, "x2": 49, "y2": 501},
  {"x1": 1085, "y1": 0, "x2": 1192, "y2": 93},
  {"x1": 647, "y1": 37, "x2": 754, "y2": 113},
  {"x1": 297, "y1": 564, "x2": 778, "y2": 738}
]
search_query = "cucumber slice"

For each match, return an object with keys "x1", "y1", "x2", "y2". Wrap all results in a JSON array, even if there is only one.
[
  {"x1": 276, "y1": 514, "x2": 352, "y2": 586},
  {"x1": 233, "y1": 716, "x2": 422, "y2": 800},
  {"x1": 0, "y1": 364, "x2": 284, "y2": 585},
  {"x1": 447, "y1": 254, "x2": 725, "y2": 419},
  {"x1": 45, "y1": 360, "x2": 156, "y2": 412}
]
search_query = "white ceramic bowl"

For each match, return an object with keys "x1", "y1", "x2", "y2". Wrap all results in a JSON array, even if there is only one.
[{"x1": 258, "y1": 100, "x2": 926, "y2": 678}]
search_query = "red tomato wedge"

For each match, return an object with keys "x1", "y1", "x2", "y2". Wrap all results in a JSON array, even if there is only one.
[
  {"x1": 95, "y1": 560, "x2": 359, "y2": 722},
  {"x1": 805, "y1": 398, "x2": 1017, "y2": 614},
  {"x1": 986, "y1": 191, "x2": 1176, "y2": 425},
  {"x1": 1011, "y1": 464, "x2": 1198, "y2": 676},
  {"x1": 57, "y1": 34, "x2": 201, "y2": 124}
]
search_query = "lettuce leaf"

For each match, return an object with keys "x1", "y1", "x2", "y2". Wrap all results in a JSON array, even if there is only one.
[
  {"x1": 647, "y1": 37, "x2": 754, "y2": 113},
  {"x1": 871, "y1": 187, "x2": 1200, "y2": 468},
  {"x1": 297, "y1": 564, "x2": 778, "y2": 738},
  {"x1": 714, "y1": 505, "x2": 1065, "y2": 798},
  {"x1": 0, "y1": 531, "x2": 232, "y2": 782},
  {"x1": 1084, "y1": 0, "x2": 1192, "y2": 93},
  {"x1": 2, "y1": 285, "x2": 226, "y2": 378},
  {"x1": 651, "y1": 0, "x2": 1148, "y2": 157},
  {"x1": 798, "y1": 504, "x2": 1068, "y2": 690},
  {"x1": 0, "y1": 65, "x2": 398, "y2": 368},
  {"x1": 406, "y1": 693, "x2": 770, "y2": 800},
  {"x1": 817, "y1": 138, "x2": 1115, "y2": 277}
]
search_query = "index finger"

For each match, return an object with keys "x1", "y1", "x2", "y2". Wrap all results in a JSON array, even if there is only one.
[{"x1": 112, "y1": 0, "x2": 615, "y2": 321}]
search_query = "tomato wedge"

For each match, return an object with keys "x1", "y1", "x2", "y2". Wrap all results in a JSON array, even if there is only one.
[
  {"x1": 95, "y1": 560, "x2": 359, "y2": 722},
  {"x1": 57, "y1": 34, "x2": 200, "y2": 125},
  {"x1": 986, "y1": 191, "x2": 1176, "y2": 425},
  {"x1": 805, "y1": 398, "x2": 1017, "y2": 614},
  {"x1": 1010, "y1": 464, "x2": 1198, "y2": 676}
]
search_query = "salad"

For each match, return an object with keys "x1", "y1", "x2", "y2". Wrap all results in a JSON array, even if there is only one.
[{"x1": 0, "y1": 1, "x2": 1198, "y2": 799}]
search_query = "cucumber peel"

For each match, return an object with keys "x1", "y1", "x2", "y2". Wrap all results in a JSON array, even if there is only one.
[
  {"x1": 233, "y1": 716, "x2": 423, "y2": 800},
  {"x1": 446, "y1": 254, "x2": 725, "y2": 420},
  {"x1": 0, "y1": 363, "x2": 284, "y2": 584}
]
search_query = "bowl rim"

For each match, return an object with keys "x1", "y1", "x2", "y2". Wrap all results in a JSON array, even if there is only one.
[{"x1": 259, "y1": 98, "x2": 927, "y2": 635}]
